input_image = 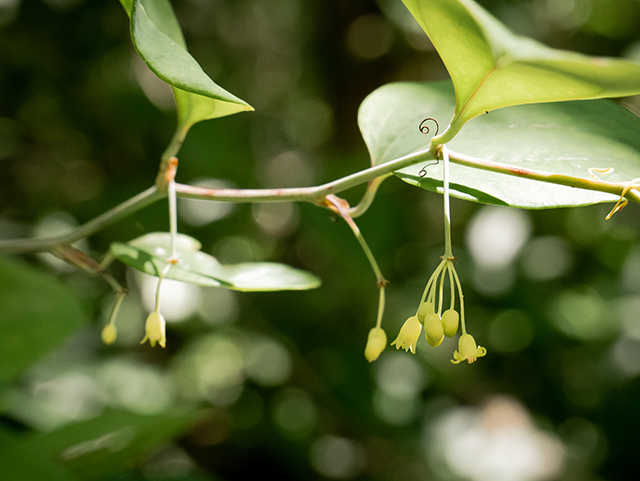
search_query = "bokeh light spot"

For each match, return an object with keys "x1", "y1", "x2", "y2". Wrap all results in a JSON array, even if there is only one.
[
  {"x1": 309, "y1": 435, "x2": 366, "y2": 479},
  {"x1": 179, "y1": 178, "x2": 236, "y2": 226},
  {"x1": 487, "y1": 310, "x2": 534, "y2": 353},
  {"x1": 272, "y1": 388, "x2": 318, "y2": 438},
  {"x1": 244, "y1": 336, "x2": 292, "y2": 387},
  {"x1": 466, "y1": 206, "x2": 531, "y2": 270},
  {"x1": 520, "y1": 236, "x2": 573, "y2": 281},
  {"x1": 550, "y1": 289, "x2": 616, "y2": 341},
  {"x1": 345, "y1": 14, "x2": 394, "y2": 60}
]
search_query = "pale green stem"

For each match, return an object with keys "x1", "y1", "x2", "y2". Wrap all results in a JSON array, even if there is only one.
[
  {"x1": 418, "y1": 257, "x2": 447, "y2": 309},
  {"x1": 347, "y1": 173, "x2": 393, "y2": 218},
  {"x1": 450, "y1": 265, "x2": 466, "y2": 335},
  {"x1": 442, "y1": 146, "x2": 453, "y2": 259},
  {"x1": 326, "y1": 195, "x2": 387, "y2": 331},
  {"x1": 326, "y1": 196, "x2": 385, "y2": 284},
  {"x1": 0, "y1": 149, "x2": 432, "y2": 255},
  {"x1": 5, "y1": 142, "x2": 640, "y2": 256},
  {"x1": 447, "y1": 263, "x2": 455, "y2": 311},
  {"x1": 437, "y1": 264, "x2": 446, "y2": 316},
  {"x1": 173, "y1": 148, "x2": 435, "y2": 205},
  {"x1": 0, "y1": 187, "x2": 162, "y2": 254},
  {"x1": 154, "y1": 263, "x2": 172, "y2": 313},
  {"x1": 168, "y1": 179, "x2": 178, "y2": 261},
  {"x1": 446, "y1": 149, "x2": 640, "y2": 205},
  {"x1": 159, "y1": 125, "x2": 189, "y2": 170},
  {"x1": 376, "y1": 286, "x2": 385, "y2": 329},
  {"x1": 108, "y1": 290, "x2": 126, "y2": 326}
]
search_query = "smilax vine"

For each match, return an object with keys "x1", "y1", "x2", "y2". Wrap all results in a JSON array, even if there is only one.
[{"x1": 3, "y1": 0, "x2": 640, "y2": 367}]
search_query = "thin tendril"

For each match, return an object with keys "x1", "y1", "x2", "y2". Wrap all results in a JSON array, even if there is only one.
[
  {"x1": 418, "y1": 118, "x2": 440, "y2": 177},
  {"x1": 419, "y1": 118, "x2": 439, "y2": 136}
]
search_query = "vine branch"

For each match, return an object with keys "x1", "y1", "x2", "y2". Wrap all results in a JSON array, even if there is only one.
[
  {"x1": 2, "y1": 142, "x2": 640, "y2": 255},
  {"x1": 446, "y1": 149, "x2": 640, "y2": 205}
]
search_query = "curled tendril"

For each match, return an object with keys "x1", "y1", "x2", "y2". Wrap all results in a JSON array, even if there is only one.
[
  {"x1": 417, "y1": 118, "x2": 440, "y2": 178},
  {"x1": 588, "y1": 167, "x2": 615, "y2": 180},
  {"x1": 588, "y1": 167, "x2": 640, "y2": 220},
  {"x1": 419, "y1": 160, "x2": 440, "y2": 178},
  {"x1": 419, "y1": 117, "x2": 439, "y2": 136}
]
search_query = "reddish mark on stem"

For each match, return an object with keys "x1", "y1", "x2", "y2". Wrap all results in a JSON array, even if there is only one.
[{"x1": 165, "y1": 157, "x2": 178, "y2": 184}]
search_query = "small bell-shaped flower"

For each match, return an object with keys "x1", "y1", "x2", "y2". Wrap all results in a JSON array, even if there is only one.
[
  {"x1": 101, "y1": 323, "x2": 117, "y2": 345},
  {"x1": 451, "y1": 334, "x2": 486, "y2": 364},
  {"x1": 391, "y1": 316, "x2": 422, "y2": 354},
  {"x1": 364, "y1": 327, "x2": 387, "y2": 362},
  {"x1": 140, "y1": 311, "x2": 166, "y2": 348},
  {"x1": 417, "y1": 301, "x2": 434, "y2": 324},
  {"x1": 442, "y1": 309, "x2": 459, "y2": 338},
  {"x1": 423, "y1": 312, "x2": 444, "y2": 347}
]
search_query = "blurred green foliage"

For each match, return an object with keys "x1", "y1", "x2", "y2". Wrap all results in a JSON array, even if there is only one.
[{"x1": 2, "y1": 1, "x2": 640, "y2": 480}]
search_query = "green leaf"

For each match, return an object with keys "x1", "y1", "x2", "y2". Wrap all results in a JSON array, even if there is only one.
[
  {"x1": 34, "y1": 409, "x2": 197, "y2": 480},
  {"x1": 0, "y1": 257, "x2": 85, "y2": 384},
  {"x1": 402, "y1": 0, "x2": 640, "y2": 143},
  {"x1": 122, "y1": 0, "x2": 253, "y2": 130},
  {"x1": 111, "y1": 233, "x2": 321, "y2": 291},
  {"x1": 358, "y1": 80, "x2": 640, "y2": 208}
]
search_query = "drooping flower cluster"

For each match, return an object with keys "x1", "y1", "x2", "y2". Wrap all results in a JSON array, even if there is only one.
[{"x1": 391, "y1": 255, "x2": 486, "y2": 364}]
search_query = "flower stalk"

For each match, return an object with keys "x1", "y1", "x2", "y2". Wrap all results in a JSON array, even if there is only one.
[
  {"x1": 391, "y1": 146, "x2": 485, "y2": 364},
  {"x1": 325, "y1": 195, "x2": 389, "y2": 362}
]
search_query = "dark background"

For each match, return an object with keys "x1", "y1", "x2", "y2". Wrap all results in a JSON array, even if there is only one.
[{"x1": 2, "y1": 0, "x2": 640, "y2": 480}]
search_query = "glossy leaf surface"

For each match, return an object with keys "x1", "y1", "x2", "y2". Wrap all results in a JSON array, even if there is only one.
[
  {"x1": 402, "y1": 0, "x2": 640, "y2": 142},
  {"x1": 111, "y1": 233, "x2": 321, "y2": 291},
  {"x1": 121, "y1": 0, "x2": 252, "y2": 130},
  {"x1": 359, "y1": 81, "x2": 640, "y2": 208}
]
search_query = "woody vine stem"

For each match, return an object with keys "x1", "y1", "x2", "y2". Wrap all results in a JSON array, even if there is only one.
[
  {"x1": 1, "y1": 140, "x2": 639, "y2": 256},
  {"x1": 2, "y1": 115, "x2": 639, "y2": 359}
]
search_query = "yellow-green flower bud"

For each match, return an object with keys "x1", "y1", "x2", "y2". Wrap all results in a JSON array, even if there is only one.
[
  {"x1": 442, "y1": 309, "x2": 459, "y2": 337},
  {"x1": 101, "y1": 323, "x2": 117, "y2": 345},
  {"x1": 424, "y1": 312, "x2": 444, "y2": 347},
  {"x1": 364, "y1": 327, "x2": 387, "y2": 362},
  {"x1": 451, "y1": 334, "x2": 487, "y2": 364},
  {"x1": 391, "y1": 316, "x2": 422, "y2": 354},
  {"x1": 140, "y1": 312, "x2": 166, "y2": 348},
  {"x1": 417, "y1": 301, "x2": 434, "y2": 323}
]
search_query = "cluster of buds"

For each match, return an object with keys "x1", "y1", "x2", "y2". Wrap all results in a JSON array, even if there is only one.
[{"x1": 391, "y1": 255, "x2": 486, "y2": 364}]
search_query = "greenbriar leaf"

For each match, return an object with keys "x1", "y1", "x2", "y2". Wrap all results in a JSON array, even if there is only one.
[
  {"x1": 0, "y1": 257, "x2": 85, "y2": 384},
  {"x1": 402, "y1": 0, "x2": 640, "y2": 143},
  {"x1": 34, "y1": 409, "x2": 198, "y2": 480},
  {"x1": 122, "y1": 0, "x2": 253, "y2": 130},
  {"x1": 358, "y1": 80, "x2": 640, "y2": 208},
  {"x1": 111, "y1": 233, "x2": 321, "y2": 291}
]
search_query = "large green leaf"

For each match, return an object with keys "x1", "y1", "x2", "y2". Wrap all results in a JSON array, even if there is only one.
[
  {"x1": 0, "y1": 257, "x2": 85, "y2": 384},
  {"x1": 402, "y1": 0, "x2": 640, "y2": 143},
  {"x1": 111, "y1": 233, "x2": 321, "y2": 291},
  {"x1": 121, "y1": 0, "x2": 253, "y2": 130},
  {"x1": 34, "y1": 409, "x2": 197, "y2": 480},
  {"x1": 358, "y1": 80, "x2": 640, "y2": 208}
]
